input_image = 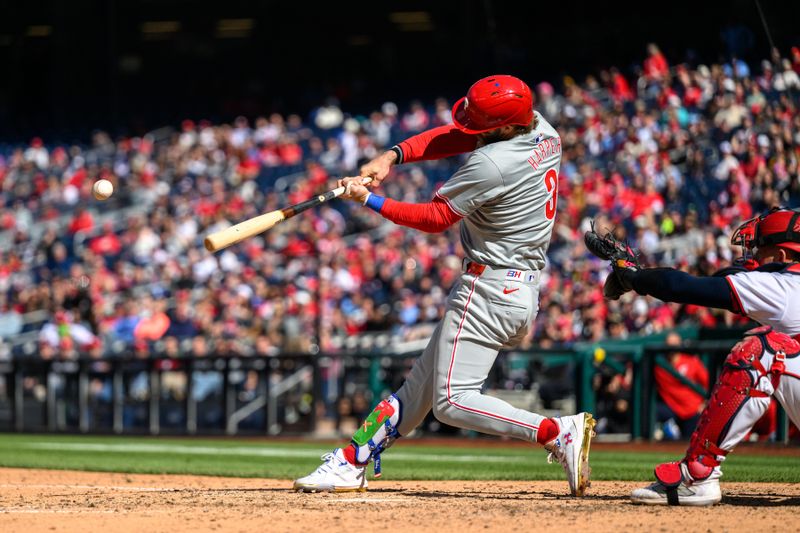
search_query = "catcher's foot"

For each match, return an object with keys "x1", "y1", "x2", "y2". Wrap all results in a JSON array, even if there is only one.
[
  {"x1": 545, "y1": 412, "x2": 596, "y2": 496},
  {"x1": 631, "y1": 478, "x2": 721, "y2": 506},
  {"x1": 293, "y1": 448, "x2": 368, "y2": 493}
]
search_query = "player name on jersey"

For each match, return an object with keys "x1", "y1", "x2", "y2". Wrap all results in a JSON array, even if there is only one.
[{"x1": 526, "y1": 137, "x2": 562, "y2": 171}]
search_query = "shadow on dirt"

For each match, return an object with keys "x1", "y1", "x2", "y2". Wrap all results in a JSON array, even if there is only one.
[
  {"x1": 723, "y1": 493, "x2": 800, "y2": 507},
  {"x1": 366, "y1": 487, "x2": 630, "y2": 502}
]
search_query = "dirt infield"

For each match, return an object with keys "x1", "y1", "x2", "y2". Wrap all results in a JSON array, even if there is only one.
[{"x1": 0, "y1": 469, "x2": 798, "y2": 532}]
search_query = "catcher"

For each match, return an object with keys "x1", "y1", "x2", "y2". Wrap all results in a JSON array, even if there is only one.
[{"x1": 585, "y1": 207, "x2": 800, "y2": 506}]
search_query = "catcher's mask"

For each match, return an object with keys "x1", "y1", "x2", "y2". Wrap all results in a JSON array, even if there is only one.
[{"x1": 731, "y1": 207, "x2": 800, "y2": 266}]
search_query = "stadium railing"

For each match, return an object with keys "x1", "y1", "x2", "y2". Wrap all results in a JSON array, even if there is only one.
[{"x1": 1, "y1": 327, "x2": 787, "y2": 442}]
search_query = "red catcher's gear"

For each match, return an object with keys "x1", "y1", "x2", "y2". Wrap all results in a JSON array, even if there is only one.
[
  {"x1": 653, "y1": 326, "x2": 800, "y2": 492},
  {"x1": 681, "y1": 326, "x2": 800, "y2": 476},
  {"x1": 731, "y1": 206, "x2": 800, "y2": 255},
  {"x1": 451, "y1": 75, "x2": 534, "y2": 134}
]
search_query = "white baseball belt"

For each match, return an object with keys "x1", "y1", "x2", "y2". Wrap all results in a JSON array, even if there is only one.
[{"x1": 462, "y1": 259, "x2": 541, "y2": 284}]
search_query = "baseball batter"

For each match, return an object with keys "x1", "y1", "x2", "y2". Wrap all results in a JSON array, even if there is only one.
[
  {"x1": 294, "y1": 75, "x2": 596, "y2": 496},
  {"x1": 586, "y1": 207, "x2": 800, "y2": 506}
]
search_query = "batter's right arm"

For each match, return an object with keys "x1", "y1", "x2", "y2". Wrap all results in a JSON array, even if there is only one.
[
  {"x1": 338, "y1": 176, "x2": 462, "y2": 234},
  {"x1": 361, "y1": 125, "x2": 478, "y2": 188}
]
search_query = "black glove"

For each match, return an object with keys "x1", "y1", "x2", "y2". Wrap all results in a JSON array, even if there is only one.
[{"x1": 584, "y1": 225, "x2": 643, "y2": 300}]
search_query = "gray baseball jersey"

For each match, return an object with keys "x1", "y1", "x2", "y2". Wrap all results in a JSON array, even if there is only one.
[
  {"x1": 436, "y1": 111, "x2": 562, "y2": 271},
  {"x1": 390, "y1": 111, "x2": 564, "y2": 445}
]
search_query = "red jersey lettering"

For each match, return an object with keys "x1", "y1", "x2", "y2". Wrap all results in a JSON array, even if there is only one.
[{"x1": 544, "y1": 168, "x2": 558, "y2": 220}]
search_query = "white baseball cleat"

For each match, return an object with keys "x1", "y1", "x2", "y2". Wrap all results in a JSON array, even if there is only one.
[
  {"x1": 631, "y1": 479, "x2": 721, "y2": 506},
  {"x1": 293, "y1": 448, "x2": 368, "y2": 493},
  {"x1": 545, "y1": 412, "x2": 596, "y2": 496}
]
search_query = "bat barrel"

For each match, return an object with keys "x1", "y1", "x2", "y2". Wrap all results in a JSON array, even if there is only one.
[
  {"x1": 204, "y1": 233, "x2": 233, "y2": 252},
  {"x1": 203, "y1": 178, "x2": 367, "y2": 252},
  {"x1": 204, "y1": 210, "x2": 286, "y2": 252}
]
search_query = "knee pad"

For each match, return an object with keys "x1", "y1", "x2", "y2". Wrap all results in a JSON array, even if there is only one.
[
  {"x1": 755, "y1": 325, "x2": 800, "y2": 357},
  {"x1": 351, "y1": 394, "x2": 402, "y2": 477}
]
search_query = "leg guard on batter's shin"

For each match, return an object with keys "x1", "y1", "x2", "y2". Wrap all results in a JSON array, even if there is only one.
[{"x1": 350, "y1": 394, "x2": 402, "y2": 477}]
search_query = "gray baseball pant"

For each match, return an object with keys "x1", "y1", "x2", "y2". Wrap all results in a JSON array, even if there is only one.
[{"x1": 393, "y1": 268, "x2": 546, "y2": 442}]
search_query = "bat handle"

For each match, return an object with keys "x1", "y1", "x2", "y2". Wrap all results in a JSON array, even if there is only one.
[{"x1": 333, "y1": 177, "x2": 373, "y2": 198}]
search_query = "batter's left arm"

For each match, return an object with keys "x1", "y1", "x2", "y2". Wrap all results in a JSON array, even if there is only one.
[
  {"x1": 394, "y1": 125, "x2": 478, "y2": 164},
  {"x1": 361, "y1": 125, "x2": 478, "y2": 188}
]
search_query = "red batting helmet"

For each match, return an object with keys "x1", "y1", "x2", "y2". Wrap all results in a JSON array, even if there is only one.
[
  {"x1": 731, "y1": 207, "x2": 800, "y2": 254},
  {"x1": 451, "y1": 75, "x2": 534, "y2": 134}
]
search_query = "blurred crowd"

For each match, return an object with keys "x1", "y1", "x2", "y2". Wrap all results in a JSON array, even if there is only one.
[{"x1": 1, "y1": 43, "x2": 799, "y2": 365}]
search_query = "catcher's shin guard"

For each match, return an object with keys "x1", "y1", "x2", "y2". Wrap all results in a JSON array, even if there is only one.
[
  {"x1": 657, "y1": 327, "x2": 799, "y2": 486},
  {"x1": 350, "y1": 394, "x2": 402, "y2": 477}
]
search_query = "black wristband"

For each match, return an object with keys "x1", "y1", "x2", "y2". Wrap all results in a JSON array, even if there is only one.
[{"x1": 390, "y1": 146, "x2": 403, "y2": 165}]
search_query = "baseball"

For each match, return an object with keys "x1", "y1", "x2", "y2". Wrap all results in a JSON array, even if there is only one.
[{"x1": 92, "y1": 179, "x2": 114, "y2": 200}]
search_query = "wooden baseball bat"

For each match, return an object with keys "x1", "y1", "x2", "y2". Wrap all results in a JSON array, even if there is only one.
[{"x1": 204, "y1": 178, "x2": 372, "y2": 252}]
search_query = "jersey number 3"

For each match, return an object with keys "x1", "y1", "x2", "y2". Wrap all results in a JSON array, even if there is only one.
[{"x1": 544, "y1": 168, "x2": 558, "y2": 220}]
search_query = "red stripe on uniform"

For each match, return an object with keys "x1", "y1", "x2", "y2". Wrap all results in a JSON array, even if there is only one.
[{"x1": 445, "y1": 277, "x2": 540, "y2": 432}]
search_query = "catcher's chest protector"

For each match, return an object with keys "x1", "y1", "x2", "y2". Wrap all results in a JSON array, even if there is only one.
[{"x1": 684, "y1": 326, "x2": 800, "y2": 476}]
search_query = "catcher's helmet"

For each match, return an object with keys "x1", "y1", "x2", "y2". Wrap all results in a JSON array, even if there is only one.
[
  {"x1": 451, "y1": 75, "x2": 534, "y2": 134},
  {"x1": 731, "y1": 207, "x2": 800, "y2": 254}
]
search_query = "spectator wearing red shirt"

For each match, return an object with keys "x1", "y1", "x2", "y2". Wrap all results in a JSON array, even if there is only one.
[
  {"x1": 68, "y1": 207, "x2": 94, "y2": 235},
  {"x1": 610, "y1": 67, "x2": 634, "y2": 102},
  {"x1": 88, "y1": 222, "x2": 121, "y2": 257},
  {"x1": 654, "y1": 332, "x2": 709, "y2": 440},
  {"x1": 277, "y1": 135, "x2": 303, "y2": 166},
  {"x1": 644, "y1": 43, "x2": 670, "y2": 82}
]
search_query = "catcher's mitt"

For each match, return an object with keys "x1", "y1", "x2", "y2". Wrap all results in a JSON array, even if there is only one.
[{"x1": 584, "y1": 224, "x2": 643, "y2": 300}]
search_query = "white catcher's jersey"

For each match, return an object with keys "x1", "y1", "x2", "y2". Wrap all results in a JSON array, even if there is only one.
[
  {"x1": 727, "y1": 268, "x2": 800, "y2": 336},
  {"x1": 436, "y1": 111, "x2": 561, "y2": 271}
]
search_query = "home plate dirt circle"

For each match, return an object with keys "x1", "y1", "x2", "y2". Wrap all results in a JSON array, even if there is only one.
[{"x1": 0, "y1": 468, "x2": 797, "y2": 532}]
